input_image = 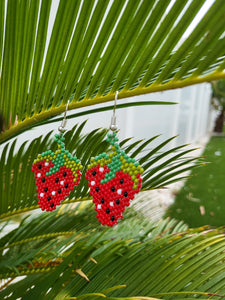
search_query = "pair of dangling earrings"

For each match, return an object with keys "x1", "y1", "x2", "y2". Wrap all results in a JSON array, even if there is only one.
[{"x1": 32, "y1": 92, "x2": 144, "y2": 227}]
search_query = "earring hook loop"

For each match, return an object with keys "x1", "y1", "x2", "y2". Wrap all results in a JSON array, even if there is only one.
[
  {"x1": 58, "y1": 100, "x2": 69, "y2": 133},
  {"x1": 110, "y1": 91, "x2": 118, "y2": 131}
]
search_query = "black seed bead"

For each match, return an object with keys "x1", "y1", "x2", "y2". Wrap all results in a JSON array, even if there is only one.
[
  {"x1": 38, "y1": 164, "x2": 42, "y2": 169},
  {"x1": 50, "y1": 202, "x2": 54, "y2": 208},
  {"x1": 116, "y1": 199, "x2": 120, "y2": 205},
  {"x1": 111, "y1": 186, "x2": 115, "y2": 192},
  {"x1": 63, "y1": 172, "x2": 67, "y2": 177},
  {"x1": 111, "y1": 216, "x2": 115, "y2": 221},
  {"x1": 120, "y1": 178, "x2": 124, "y2": 184},
  {"x1": 55, "y1": 178, "x2": 59, "y2": 183},
  {"x1": 65, "y1": 183, "x2": 68, "y2": 188},
  {"x1": 106, "y1": 208, "x2": 110, "y2": 214},
  {"x1": 95, "y1": 187, "x2": 100, "y2": 192},
  {"x1": 101, "y1": 198, "x2": 104, "y2": 204},
  {"x1": 58, "y1": 189, "x2": 62, "y2": 194},
  {"x1": 42, "y1": 177, "x2": 45, "y2": 183},
  {"x1": 124, "y1": 191, "x2": 128, "y2": 197},
  {"x1": 92, "y1": 170, "x2": 97, "y2": 176},
  {"x1": 44, "y1": 187, "x2": 48, "y2": 192},
  {"x1": 47, "y1": 196, "x2": 51, "y2": 201}
]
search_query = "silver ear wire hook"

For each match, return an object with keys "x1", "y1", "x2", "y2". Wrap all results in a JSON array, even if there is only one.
[
  {"x1": 58, "y1": 100, "x2": 69, "y2": 133},
  {"x1": 110, "y1": 91, "x2": 118, "y2": 131}
]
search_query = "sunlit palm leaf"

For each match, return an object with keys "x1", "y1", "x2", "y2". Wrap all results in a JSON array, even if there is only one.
[{"x1": 1, "y1": 0, "x2": 225, "y2": 141}]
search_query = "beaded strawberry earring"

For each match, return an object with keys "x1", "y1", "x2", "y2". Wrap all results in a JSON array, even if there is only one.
[
  {"x1": 32, "y1": 102, "x2": 82, "y2": 211},
  {"x1": 85, "y1": 92, "x2": 144, "y2": 226}
]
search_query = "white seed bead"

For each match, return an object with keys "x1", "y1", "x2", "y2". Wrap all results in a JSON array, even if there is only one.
[{"x1": 117, "y1": 189, "x2": 122, "y2": 195}]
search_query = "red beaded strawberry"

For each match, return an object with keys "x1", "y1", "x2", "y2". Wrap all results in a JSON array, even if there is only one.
[
  {"x1": 85, "y1": 132, "x2": 144, "y2": 226},
  {"x1": 32, "y1": 133, "x2": 82, "y2": 211}
]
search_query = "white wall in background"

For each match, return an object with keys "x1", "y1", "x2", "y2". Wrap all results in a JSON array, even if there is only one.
[{"x1": 126, "y1": 83, "x2": 213, "y2": 147}]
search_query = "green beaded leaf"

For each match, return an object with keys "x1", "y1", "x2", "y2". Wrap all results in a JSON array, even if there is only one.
[
  {"x1": 87, "y1": 132, "x2": 144, "y2": 189},
  {"x1": 33, "y1": 133, "x2": 82, "y2": 177}
]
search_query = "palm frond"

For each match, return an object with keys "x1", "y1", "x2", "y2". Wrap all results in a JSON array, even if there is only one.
[
  {"x1": 1, "y1": 0, "x2": 225, "y2": 142},
  {"x1": 0, "y1": 204, "x2": 225, "y2": 300}
]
